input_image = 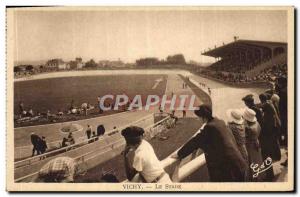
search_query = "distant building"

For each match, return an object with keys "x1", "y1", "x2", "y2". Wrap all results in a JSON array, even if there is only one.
[
  {"x1": 77, "y1": 62, "x2": 84, "y2": 69},
  {"x1": 136, "y1": 58, "x2": 159, "y2": 67},
  {"x1": 46, "y1": 59, "x2": 65, "y2": 69},
  {"x1": 166, "y1": 54, "x2": 186, "y2": 65},
  {"x1": 108, "y1": 60, "x2": 124, "y2": 67},
  {"x1": 58, "y1": 62, "x2": 69, "y2": 70},
  {"x1": 67, "y1": 58, "x2": 84, "y2": 69},
  {"x1": 75, "y1": 57, "x2": 84, "y2": 69},
  {"x1": 98, "y1": 59, "x2": 125, "y2": 68},
  {"x1": 98, "y1": 60, "x2": 110, "y2": 68},
  {"x1": 14, "y1": 65, "x2": 27, "y2": 72}
]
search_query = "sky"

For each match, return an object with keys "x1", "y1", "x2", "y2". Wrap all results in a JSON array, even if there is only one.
[{"x1": 12, "y1": 8, "x2": 288, "y2": 64}]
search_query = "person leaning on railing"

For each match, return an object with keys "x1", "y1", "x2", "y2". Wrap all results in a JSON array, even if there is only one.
[
  {"x1": 121, "y1": 126, "x2": 172, "y2": 183},
  {"x1": 172, "y1": 104, "x2": 248, "y2": 182}
]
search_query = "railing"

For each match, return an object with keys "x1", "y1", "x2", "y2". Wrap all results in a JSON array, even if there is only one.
[
  {"x1": 14, "y1": 114, "x2": 172, "y2": 182},
  {"x1": 15, "y1": 113, "x2": 154, "y2": 168},
  {"x1": 163, "y1": 150, "x2": 206, "y2": 182},
  {"x1": 14, "y1": 136, "x2": 126, "y2": 182},
  {"x1": 15, "y1": 112, "x2": 137, "y2": 160},
  {"x1": 124, "y1": 130, "x2": 206, "y2": 183}
]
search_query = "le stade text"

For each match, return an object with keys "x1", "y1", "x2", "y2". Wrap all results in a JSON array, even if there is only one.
[
  {"x1": 99, "y1": 94, "x2": 198, "y2": 111},
  {"x1": 123, "y1": 183, "x2": 182, "y2": 190}
]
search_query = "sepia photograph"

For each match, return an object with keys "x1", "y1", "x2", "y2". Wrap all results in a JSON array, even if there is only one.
[{"x1": 6, "y1": 6, "x2": 294, "y2": 192}]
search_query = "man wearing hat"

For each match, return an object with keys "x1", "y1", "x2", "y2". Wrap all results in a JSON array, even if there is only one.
[
  {"x1": 276, "y1": 76, "x2": 288, "y2": 167},
  {"x1": 30, "y1": 132, "x2": 42, "y2": 156},
  {"x1": 242, "y1": 94, "x2": 263, "y2": 128},
  {"x1": 277, "y1": 76, "x2": 287, "y2": 147},
  {"x1": 173, "y1": 104, "x2": 248, "y2": 182},
  {"x1": 121, "y1": 126, "x2": 171, "y2": 183},
  {"x1": 259, "y1": 93, "x2": 281, "y2": 181}
]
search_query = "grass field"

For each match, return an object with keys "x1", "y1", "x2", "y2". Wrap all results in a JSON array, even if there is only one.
[{"x1": 14, "y1": 74, "x2": 167, "y2": 126}]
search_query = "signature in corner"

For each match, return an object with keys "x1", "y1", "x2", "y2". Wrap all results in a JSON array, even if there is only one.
[{"x1": 250, "y1": 157, "x2": 273, "y2": 178}]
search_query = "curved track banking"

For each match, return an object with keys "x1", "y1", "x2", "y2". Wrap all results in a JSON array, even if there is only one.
[
  {"x1": 14, "y1": 69, "x2": 282, "y2": 183},
  {"x1": 14, "y1": 69, "x2": 266, "y2": 159}
]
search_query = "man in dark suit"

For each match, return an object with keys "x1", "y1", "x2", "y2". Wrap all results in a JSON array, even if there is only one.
[
  {"x1": 258, "y1": 93, "x2": 281, "y2": 181},
  {"x1": 277, "y1": 77, "x2": 287, "y2": 147},
  {"x1": 172, "y1": 104, "x2": 248, "y2": 182},
  {"x1": 277, "y1": 76, "x2": 288, "y2": 167},
  {"x1": 97, "y1": 124, "x2": 106, "y2": 136},
  {"x1": 86, "y1": 125, "x2": 92, "y2": 139},
  {"x1": 31, "y1": 132, "x2": 42, "y2": 156}
]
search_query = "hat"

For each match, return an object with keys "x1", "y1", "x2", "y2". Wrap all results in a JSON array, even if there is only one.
[
  {"x1": 271, "y1": 94, "x2": 280, "y2": 103},
  {"x1": 226, "y1": 109, "x2": 244, "y2": 125},
  {"x1": 259, "y1": 93, "x2": 268, "y2": 102},
  {"x1": 38, "y1": 157, "x2": 77, "y2": 182},
  {"x1": 194, "y1": 104, "x2": 212, "y2": 118},
  {"x1": 265, "y1": 89, "x2": 274, "y2": 95},
  {"x1": 243, "y1": 108, "x2": 257, "y2": 123},
  {"x1": 265, "y1": 93, "x2": 272, "y2": 100},
  {"x1": 242, "y1": 94, "x2": 254, "y2": 103},
  {"x1": 121, "y1": 126, "x2": 144, "y2": 139}
]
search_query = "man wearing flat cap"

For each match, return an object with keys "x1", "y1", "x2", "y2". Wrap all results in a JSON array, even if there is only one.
[
  {"x1": 121, "y1": 126, "x2": 171, "y2": 183},
  {"x1": 172, "y1": 104, "x2": 248, "y2": 182}
]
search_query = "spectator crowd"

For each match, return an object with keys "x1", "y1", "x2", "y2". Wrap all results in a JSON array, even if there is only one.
[{"x1": 200, "y1": 63, "x2": 287, "y2": 84}]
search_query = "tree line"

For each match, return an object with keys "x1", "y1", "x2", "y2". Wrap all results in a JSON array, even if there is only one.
[{"x1": 136, "y1": 54, "x2": 186, "y2": 67}]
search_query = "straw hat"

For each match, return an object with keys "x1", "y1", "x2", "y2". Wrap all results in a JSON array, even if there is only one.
[
  {"x1": 271, "y1": 94, "x2": 280, "y2": 103},
  {"x1": 226, "y1": 109, "x2": 244, "y2": 125},
  {"x1": 243, "y1": 108, "x2": 257, "y2": 123}
]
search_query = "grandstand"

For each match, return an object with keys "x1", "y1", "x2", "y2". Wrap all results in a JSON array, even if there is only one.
[{"x1": 201, "y1": 39, "x2": 287, "y2": 82}]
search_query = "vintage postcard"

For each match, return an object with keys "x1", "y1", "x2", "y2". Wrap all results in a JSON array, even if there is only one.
[{"x1": 6, "y1": 6, "x2": 294, "y2": 192}]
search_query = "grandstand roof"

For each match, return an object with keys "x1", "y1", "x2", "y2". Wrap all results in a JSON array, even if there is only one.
[{"x1": 202, "y1": 39, "x2": 287, "y2": 58}]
